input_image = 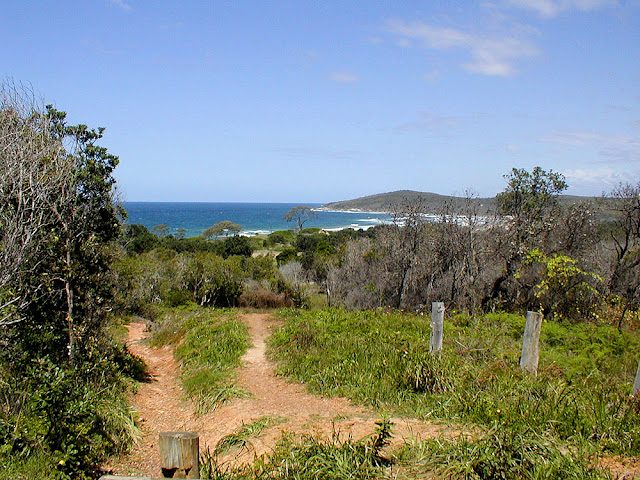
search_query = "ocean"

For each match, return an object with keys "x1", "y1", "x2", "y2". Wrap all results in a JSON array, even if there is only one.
[{"x1": 123, "y1": 202, "x2": 392, "y2": 238}]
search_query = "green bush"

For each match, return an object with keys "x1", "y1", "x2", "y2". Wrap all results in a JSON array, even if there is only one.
[
  {"x1": 276, "y1": 247, "x2": 298, "y2": 266},
  {"x1": 0, "y1": 352, "x2": 138, "y2": 479},
  {"x1": 114, "y1": 249, "x2": 280, "y2": 312},
  {"x1": 215, "y1": 235, "x2": 253, "y2": 259}
]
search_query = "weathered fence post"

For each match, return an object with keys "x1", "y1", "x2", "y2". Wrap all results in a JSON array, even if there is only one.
[
  {"x1": 520, "y1": 311, "x2": 543, "y2": 376},
  {"x1": 159, "y1": 431, "x2": 200, "y2": 479},
  {"x1": 429, "y1": 302, "x2": 445, "y2": 354},
  {"x1": 633, "y1": 359, "x2": 640, "y2": 395}
]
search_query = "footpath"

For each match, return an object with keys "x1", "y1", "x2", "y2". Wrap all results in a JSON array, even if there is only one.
[{"x1": 105, "y1": 313, "x2": 446, "y2": 477}]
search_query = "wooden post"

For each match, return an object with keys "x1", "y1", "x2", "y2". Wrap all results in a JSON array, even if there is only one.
[
  {"x1": 429, "y1": 302, "x2": 445, "y2": 354},
  {"x1": 159, "y1": 432, "x2": 200, "y2": 479},
  {"x1": 520, "y1": 311, "x2": 543, "y2": 376},
  {"x1": 633, "y1": 359, "x2": 640, "y2": 395}
]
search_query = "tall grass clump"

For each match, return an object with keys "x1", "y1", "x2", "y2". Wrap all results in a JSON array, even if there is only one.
[
  {"x1": 200, "y1": 419, "x2": 394, "y2": 480},
  {"x1": 269, "y1": 308, "x2": 640, "y2": 455},
  {"x1": 397, "y1": 426, "x2": 611, "y2": 479},
  {"x1": 212, "y1": 416, "x2": 283, "y2": 457},
  {"x1": 150, "y1": 306, "x2": 250, "y2": 412}
]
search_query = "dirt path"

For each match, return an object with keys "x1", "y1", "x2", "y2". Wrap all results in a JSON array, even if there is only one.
[{"x1": 105, "y1": 312, "x2": 447, "y2": 477}]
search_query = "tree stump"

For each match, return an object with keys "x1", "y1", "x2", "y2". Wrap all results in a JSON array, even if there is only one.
[
  {"x1": 520, "y1": 311, "x2": 543, "y2": 376},
  {"x1": 159, "y1": 432, "x2": 200, "y2": 479}
]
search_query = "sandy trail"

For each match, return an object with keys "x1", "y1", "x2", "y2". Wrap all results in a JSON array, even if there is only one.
[{"x1": 105, "y1": 312, "x2": 446, "y2": 477}]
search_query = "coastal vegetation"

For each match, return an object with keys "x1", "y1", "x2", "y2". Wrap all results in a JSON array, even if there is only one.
[
  {"x1": 269, "y1": 308, "x2": 640, "y2": 455},
  {"x1": 0, "y1": 82, "x2": 141, "y2": 478},
  {"x1": 1, "y1": 79, "x2": 639, "y2": 478},
  {"x1": 202, "y1": 220, "x2": 242, "y2": 239}
]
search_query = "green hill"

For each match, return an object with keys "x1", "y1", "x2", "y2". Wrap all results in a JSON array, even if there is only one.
[
  {"x1": 321, "y1": 190, "x2": 598, "y2": 215},
  {"x1": 320, "y1": 190, "x2": 496, "y2": 214}
]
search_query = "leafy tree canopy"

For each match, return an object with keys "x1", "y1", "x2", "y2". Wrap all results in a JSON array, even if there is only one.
[
  {"x1": 202, "y1": 220, "x2": 242, "y2": 239},
  {"x1": 497, "y1": 166, "x2": 567, "y2": 222},
  {"x1": 283, "y1": 206, "x2": 317, "y2": 232}
]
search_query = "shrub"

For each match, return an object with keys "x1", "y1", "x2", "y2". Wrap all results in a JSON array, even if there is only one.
[
  {"x1": 216, "y1": 235, "x2": 253, "y2": 258},
  {"x1": 238, "y1": 285, "x2": 292, "y2": 309},
  {"x1": 276, "y1": 247, "x2": 298, "y2": 266},
  {"x1": 0, "y1": 353, "x2": 138, "y2": 479}
]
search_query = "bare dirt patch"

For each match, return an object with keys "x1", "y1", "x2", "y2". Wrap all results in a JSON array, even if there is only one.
[{"x1": 105, "y1": 313, "x2": 447, "y2": 476}]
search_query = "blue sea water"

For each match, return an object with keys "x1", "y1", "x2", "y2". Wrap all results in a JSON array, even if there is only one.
[{"x1": 123, "y1": 202, "x2": 391, "y2": 238}]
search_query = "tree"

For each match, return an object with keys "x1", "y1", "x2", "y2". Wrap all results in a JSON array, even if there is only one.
[
  {"x1": 0, "y1": 81, "x2": 122, "y2": 364},
  {"x1": 122, "y1": 223, "x2": 158, "y2": 254},
  {"x1": 605, "y1": 182, "x2": 640, "y2": 329},
  {"x1": 0, "y1": 81, "x2": 134, "y2": 474},
  {"x1": 202, "y1": 220, "x2": 242, "y2": 239},
  {"x1": 0, "y1": 83, "x2": 68, "y2": 328},
  {"x1": 152, "y1": 223, "x2": 170, "y2": 237},
  {"x1": 484, "y1": 167, "x2": 568, "y2": 309},
  {"x1": 388, "y1": 199, "x2": 430, "y2": 309},
  {"x1": 216, "y1": 235, "x2": 253, "y2": 258},
  {"x1": 283, "y1": 206, "x2": 317, "y2": 232},
  {"x1": 496, "y1": 166, "x2": 567, "y2": 243}
]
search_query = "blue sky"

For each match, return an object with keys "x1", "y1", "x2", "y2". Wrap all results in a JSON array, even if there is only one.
[{"x1": 2, "y1": 1, "x2": 639, "y2": 202}]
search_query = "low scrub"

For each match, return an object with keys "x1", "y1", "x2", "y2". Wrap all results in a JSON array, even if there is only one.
[
  {"x1": 398, "y1": 426, "x2": 611, "y2": 479},
  {"x1": 0, "y1": 349, "x2": 140, "y2": 479},
  {"x1": 269, "y1": 308, "x2": 640, "y2": 456},
  {"x1": 238, "y1": 284, "x2": 293, "y2": 309},
  {"x1": 200, "y1": 419, "x2": 393, "y2": 480}
]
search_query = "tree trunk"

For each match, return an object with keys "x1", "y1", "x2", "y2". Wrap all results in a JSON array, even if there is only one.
[
  {"x1": 617, "y1": 302, "x2": 628, "y2": 333},
  {"x1": 65, "y1": 240, "x2": 75, "y2": 361}
]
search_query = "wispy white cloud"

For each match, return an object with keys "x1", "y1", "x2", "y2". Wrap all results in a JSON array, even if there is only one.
[
  {"x1": 563, "y1": 166, "x2": 632, "y2": 193},
  {"x1": 393, "y1": 112, "x2": 484, "y2": 134},
  {"x1": 542, "y1": 128, "x2": 640, "y2": 163},
  {"x1": 329, "y1": 72, "x2": 360, "y2": 83},
  {"x1": 504, "y1": 0, "x2": 617, "y2": 17},
  {"x1": 423, "y1": 70, "x2": 441, "y2": 82},
  {"x1": 107, "y1": 0, "x2": 131, "y2": 11},
  {"x1": 274, "y1": 146, "x2": 363, "y2": 162},
  {"x1": 385, "y1": 20, "x2": 539, "y2": 76}
]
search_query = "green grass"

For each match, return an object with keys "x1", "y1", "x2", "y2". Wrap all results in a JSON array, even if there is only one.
[
  {"x1": 268, "y1": 308, "x2": 640, "y2": 456},
  {"x1": 149, "y1": 306, "x2": 250, "y2": 413},
  {"x1": 200, "y1": 420, "x2": 393, "y2": 480},
  {"x1": 396, "y1": 426, "x2": 612, "y2": 479},
  {"x1": 212, "y1": 416, "x2": 285, "y2": 457},
  {"x1": 197, "y1": 417, "x2": 614, "y2": 480},
  {"x1": 0, "y1": 452, "x2": 61, "y2": 480}
]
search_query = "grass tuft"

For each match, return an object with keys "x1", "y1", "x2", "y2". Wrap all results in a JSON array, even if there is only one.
[
  {"x1": 212, "y1": 416, "x2": 285, "y2": 457},
  {"x1": 398, "y1": 426, "x2": 611, "y2": 479},
  {"x1": 149, "y1": 306, "x2": 250, "y2": 413}
]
